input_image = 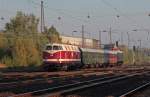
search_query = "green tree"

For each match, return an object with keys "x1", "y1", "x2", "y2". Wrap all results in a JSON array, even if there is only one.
[
  {"x1": 5, "y1": 11, "x2": 39, "y2": 35},
  {"x1": 0, "y1": 33, "x2": 9, "y2": 61},
  {"x1": 1, "y1": 11, "x2": 62, "y2": 67},
  {"x1": 3, "y1": 11, "x2": 41, "y2": 67},
  {"x1": 44, "y1": 25, "x2": 62, "y2": 43},
  {"x1": 0, "y1": 33, "x2": 8, "y2": 48},
  {"x1": 13, "y1": 38, "x2": 27, "y2": 66}
]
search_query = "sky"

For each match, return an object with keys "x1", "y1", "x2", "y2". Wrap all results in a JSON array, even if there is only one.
[{"x1": 0, "y1": 0, "x2": 150, "y2": 48}]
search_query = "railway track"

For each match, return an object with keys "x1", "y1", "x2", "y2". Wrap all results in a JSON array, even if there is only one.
[
  {"x1": 0, "y1": 71, "x2": 115, "y2": 96},
  {"x1": 63, "y1": 71, "x2": 150, "y2": 97},
  {"x1": 120, "y1": 82, "x2": 150, "y2": 97},
  {"x1": 0, "y1": 66, "x2": 146, "y2": 84},
  {"x1": 0, "y1": 68, "x2": 148, "y2": 97},
  {"x1": 0, "y1": 70, "x2": 103, "y2": 85},
  {"x1": 0, "y1": 66, "x2": 138, "y2": 88},
  {"x1": 8, "y1": 72, "x2": 144, "y2": 97}
]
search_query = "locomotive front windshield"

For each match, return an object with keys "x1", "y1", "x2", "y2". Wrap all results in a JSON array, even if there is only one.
[
  {"x1": 46, "y1": 45, "x2": 62, "y2": 50},
  {"x1": 46, "y1": 46, "x2": 52, "y2": 50}
]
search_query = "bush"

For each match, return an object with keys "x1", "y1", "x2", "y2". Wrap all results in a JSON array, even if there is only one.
[{"x1": 1, "y1": 56, "x2": 14, "y2": 67}]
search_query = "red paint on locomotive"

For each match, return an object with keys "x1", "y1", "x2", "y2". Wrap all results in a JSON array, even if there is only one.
[
  {"x1": 108, "y1": 48, "x2": 118, "y2": 65},
  {"x1": 43, "y1": 43, "x2": 81, "y2": 65}
]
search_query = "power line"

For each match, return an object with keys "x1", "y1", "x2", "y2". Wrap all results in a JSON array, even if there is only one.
[
  {"x1": 100, "y1": 0, "x2": 147, "y2": 30},
  {"x1": 30, "y1": 0, "x2": 89, "y2": 23}
]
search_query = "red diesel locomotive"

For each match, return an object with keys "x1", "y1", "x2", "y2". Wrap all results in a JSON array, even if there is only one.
[{"x1": 43, "y1": 43, "x2": 81, "y2": 70}]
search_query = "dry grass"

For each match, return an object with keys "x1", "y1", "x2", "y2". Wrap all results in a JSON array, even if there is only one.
[{"x1": 0, "y1": 64, "x2": 7, "y2": 68}]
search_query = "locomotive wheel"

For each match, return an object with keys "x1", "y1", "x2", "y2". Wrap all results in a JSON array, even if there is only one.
[
  {"x1": 49, "y1": 67, "x2": 58, "y2": 71},
  {"x1": 110, "y1": 65, "x2": 113, "y2": 67},
  {"x1": 43, "y1": 64, "x2": 60, "y2": 72},
  {"x1": 96, "y1": 64, "x2": 99, "y2": 68},
  {"x1": 62, "y1": 65, "x2": 69, "y2": 71},
  {"x1": 99, "y1": 64, "x2": 103, "y2": 68}
]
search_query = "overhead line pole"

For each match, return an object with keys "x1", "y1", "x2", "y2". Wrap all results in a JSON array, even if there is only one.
[
  {"x1": 41, "y1": 0, "x2": 45, "y2": 33},
  {"x1": 42, "y1": 1, "x2": 45, "y2": 30},
  {"x1": 109, "y1": 26, "x2": 112, "y2": 44},
  {"x1": 81, "y1": 25, "x2": 84, "y2": 48},
  {"x1": 99, "y1": 30, "x2": 101, "y2": 48},
  {"x1": 127, "y1": 32, "x2": 130, "y2": 48},
  {"x1": 121, "y1": 32, "x2": 123, "y2": 45}
]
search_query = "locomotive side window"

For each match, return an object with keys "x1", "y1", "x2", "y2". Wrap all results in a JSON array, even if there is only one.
[
  {"x1": 53, "y1": 46, "x2": 63, "y2": 50},
  {"x1": 53, "y1": 46, "x2": 59, "y2": 50},
  {"x1": 59, "y1": 46, "x2": 63, "y2": 50},
  {"x1": 46, "y1": 46, "x2": 52, "y2": 50}
]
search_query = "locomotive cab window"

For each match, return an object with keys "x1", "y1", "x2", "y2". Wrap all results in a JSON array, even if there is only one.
[
  {"x1": 46, "y1": 46, "x2": 52, "y2": 50},
  {"x1": 59, "y1": 46, "x2": 63, "y2": 50},
  {"x1": 53, "y1": 46, "x2": 59, "y2": 50},
  {"x1": 53, "y1": 46, "x2": 63, "y2": 50}
]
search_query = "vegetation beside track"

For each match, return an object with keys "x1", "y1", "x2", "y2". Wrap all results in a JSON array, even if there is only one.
[
  {"x1": 0, "y1": 11, "x2": 61, "y2": 68},
  {"x1": 121, "y1": 45, "x2": 150, "y2": 65}
]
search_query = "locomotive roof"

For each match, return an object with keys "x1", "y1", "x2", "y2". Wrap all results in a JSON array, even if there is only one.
[
  {"x1": 45, "y1": 43, "x2": 80, "y2": 52},
  {"x1": 103, "y1": 49, "x2": 118, "y2": 54},
  {"x1": 80, "y1": 48, "x2": 104, "y2": 53},
  {"x1": 46, "y1": 43, "x2": 78, "y2": 46},
  {"x1": 117, "y1": 50, "x2": 123, "y2": 53},
  {"x1": 45, "y1": 43, "x2": 123, "y2": 53},
  {"x1": 46, "y1": 43, "x2": 63, "y2": 46}
]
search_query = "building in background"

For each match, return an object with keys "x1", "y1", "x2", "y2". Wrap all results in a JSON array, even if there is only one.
[{"x1": 61, "y1": 35, "x2": 100, "y2": 49}]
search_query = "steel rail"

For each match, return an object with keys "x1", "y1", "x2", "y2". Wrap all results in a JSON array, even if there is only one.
[
  {"x1": 10, "y1": 74, "x2": 134, "y2": 97},
  {"x1": 119, "y1": 82, "x2": 150, "y2": 97},
  {"x1": 9, "y1": 71, "x2": 150, "y2": 97},
  {"x1": 0, "y1": 70, "x2": 99, "y2": 86}
]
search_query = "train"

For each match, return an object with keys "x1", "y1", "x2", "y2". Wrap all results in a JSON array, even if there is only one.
[{"x1": 42, "y1": 43, "x2": 123, "y2": 71}]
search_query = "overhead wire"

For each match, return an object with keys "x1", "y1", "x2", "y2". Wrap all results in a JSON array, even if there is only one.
[
  {"x1": 100, "y1": 0, "x2": 150, "y2": 47},
  {"x1": 2, "y1": 0, "x2": 149, "y2": 44},
  {"x1": 101, "y1": 0, "x2": 148, "y2": 30},
  {"x1": 30, "y1": 0, "x2": 89, "y2": 23},
  {"x1": 30, "y1": 0, "x2": 92, "y2": 38}
]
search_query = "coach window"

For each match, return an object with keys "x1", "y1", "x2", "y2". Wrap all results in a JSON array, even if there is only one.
[{"x1": 46, "y1": 46, "x2": 52, "y2": 50}]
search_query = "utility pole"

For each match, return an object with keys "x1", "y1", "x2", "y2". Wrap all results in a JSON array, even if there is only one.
[
  {"x1": 138, "y1": 39, "x2": 142, "y2": 63},
  {"x1": 127, "y1": 32, "x2": 130, "y2": 47},
  {"x1": 138, "y1": 39, "x2": 141, "y2": 50},
  {"x1": 132, "y1": 46, "x2": 136, "y2": 65},
  {"x1": 126, "y1": 32, "x2": 130, "y2": 63},
  {"x1": 81, "y1": 25, "x2": 84, "y2": 48},
  {"x1": 99, "y1": 30, "x2": 101, "y2": 48},
  {"x1": 109, "y1": 26, "x2": 112, "y2": 44},
  {"x1": 41, "y1": 0, "x2": 45, "y2": 33},
  {"x1": 147, "y1": 32, "x2": 149, "y2": 40},
  {"x1": 121, "y1": 32, "x2": 123, "y2": 45}
]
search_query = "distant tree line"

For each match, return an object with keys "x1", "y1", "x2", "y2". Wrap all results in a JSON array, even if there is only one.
[{"x1": 0, "y1": 11, "x2": 61, "y2": 67}]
